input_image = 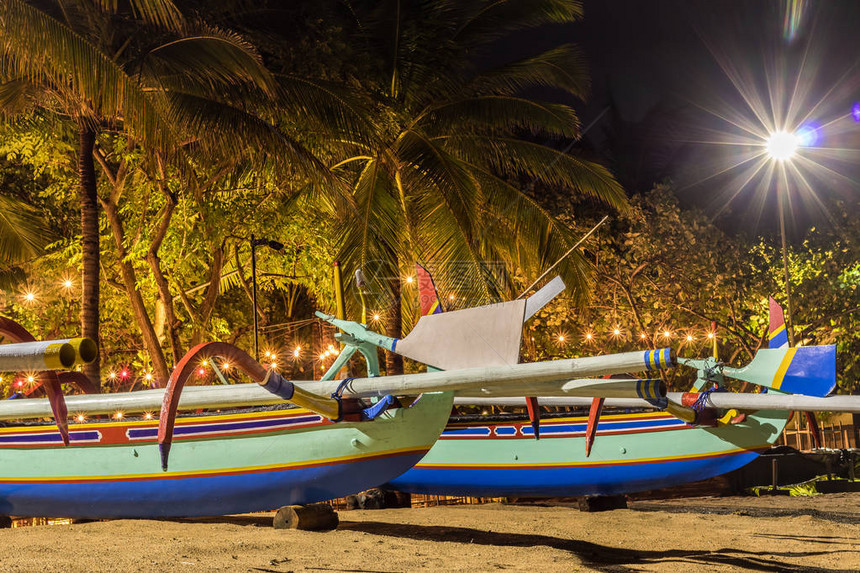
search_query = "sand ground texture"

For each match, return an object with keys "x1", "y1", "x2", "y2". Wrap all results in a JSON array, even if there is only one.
[{"x1": 2, "y1": 493, "x2": 859, "y2": 572}]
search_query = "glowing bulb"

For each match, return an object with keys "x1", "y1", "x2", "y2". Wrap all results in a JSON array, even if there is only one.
[
  {"x1": 144, "y1": 412, "x2": 153, "y2": 420},
  {"x1": 270, "y1": 362, "x2": 278, "y2": 368},
  {"x1": 144, "y1": 372, "x2": 153, "y2": 381},
  {"x1": 264, "y1": 351, "x2": 272, "y2": 358},
  {"x1": 613, "y1": 328, "x2": 621, "y2": 336},
  {"x1": 201, "y1": 360, "x2": 208, "y2": 367},
  {"x1": 663, "y1": 331, "x2": 671, "y2": 338},
  {"x1": 222, "y1": 362, "x2": 230, "y2": 370},
  {"x1": 114, "y1": 411, "x2": 124, "y2": 420},
  {"x1": 108, "y1": 371, "x2": 117, "y2": 379},
  {"x1": 686, "y1": 335, "x2": 694, "y2": 342},
  {"x1": 372, "y1": 313, "x2": 380, "y2": 321},
  {"x1": 557, "y1": 335, "x2": 565, "y2": 343},
  {"x1": 319, "y1": 353, "x2": 326, "y2": 361},
  {"x1": 327, "y1": 345, "x2": 335, "y2": 352},
  {"x1": 405, "y1": 276, "x2": 414, "y2": 284},
  {"x1": 766, "y1": 131, "x2": 798, "y2": 161},
  {"x1": 707, "y1": 332, "x2": 715, "y2": 339},
  {"x1": 76, "y1": 414, "x2": 86, "y2": 423},
  {"x1": 16, "y1": 380, "x2": 24, "y2": 388},
  {"x1": 293, "y1": 347, "x2": 301, "y2": 358},
  {"x1": 197, "y1": 368, "x2": 205, "y2": 376},
  {"x1": 448, "y1": 294, "x2": 455, "y2": 300},
  {"x1": 120, "y1": 370, "x2": 129, "y2": 378},
  {"x1": 24, "y1": 292, "x2": 35, "y2": 302},
  {"x1": 640, "y1": 333, "x2": 647, "y2": 339},
  {"x1": 27, "y1": 375, "x2": 35, "y2": 383},
  {"x1": 585, "y1": 333, "x2": 593, "y2": 340},
  {"x1": 62, "y1": 280, "x2": 73, "y2": 289}
]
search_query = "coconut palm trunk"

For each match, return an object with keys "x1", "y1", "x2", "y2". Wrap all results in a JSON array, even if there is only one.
[
  {"x1": 384, "y1": 276, "x2": 403, "y2": 375},
  {"x1": 78, "y1": 125, "x2": 101, "y2": 390}
]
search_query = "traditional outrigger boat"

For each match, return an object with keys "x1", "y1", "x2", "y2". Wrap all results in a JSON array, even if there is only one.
[{"x1": 385, "y1": 273, "x2": 855, "y2": 498}]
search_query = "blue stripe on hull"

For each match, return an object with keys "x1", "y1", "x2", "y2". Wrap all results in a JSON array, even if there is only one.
[
  {"x1": 0, "y1": 451, "x2": 426, "y2": 519},
  {"x1": 387, "y1": 451, "x2": 760, "y2": 498}
]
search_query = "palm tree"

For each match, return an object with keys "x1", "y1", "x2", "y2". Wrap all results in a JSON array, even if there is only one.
[
  {"x1": 0, "y1": 1, "x2": 280, "y2": 387},
  {"x1": 327, "y1": 0, "x2": 627, "y2": 373}
]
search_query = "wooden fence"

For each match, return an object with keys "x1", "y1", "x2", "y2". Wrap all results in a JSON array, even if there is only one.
[{"x1": 778, "y1": 413, "x2": 858, "y2": 450}]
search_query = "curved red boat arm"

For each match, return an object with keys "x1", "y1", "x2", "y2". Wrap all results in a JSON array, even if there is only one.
[
  {"x1": 158, "y1": 342, "x2": 267, "y2": 471},
  {"x1": 0, "y1": 317, "x2": 72, "y2": 446}
]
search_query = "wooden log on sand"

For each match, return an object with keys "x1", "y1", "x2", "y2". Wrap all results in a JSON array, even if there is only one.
[{"x1": 273, "y1": 504, "x2": 338, "y2": 530}]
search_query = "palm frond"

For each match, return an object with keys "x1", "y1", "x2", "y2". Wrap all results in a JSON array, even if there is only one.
[
  {"x1": 275, "y1": 74, "x2": 379, "y2": 145},
  {"x1": 164, "y1": 92, "x2": 330, "y2": 183},
  {"x1": 452, "y1": 0, "x2": 584, "y2": 47},
  {"x1": 418, "y1": 96, "x2": 580, "y2": 139},
  {"x1": 144, "y1": 28, "x2": 276, "y2": 96},
  {"x1": 468, "y1": 44, "x2": 590, "y2": 99},
  {"x1": 0, "y1": 194, "x2": 51, "y2": 263},
  {"x1": 93, "y1": 0, "x2": 183, "y2": 31},
  {"x1": 444, "y1": 135, "x2": 629, "y2": 212},
  {"x1": 0, "y1": 78, "x2": 37, "y2": 115}
]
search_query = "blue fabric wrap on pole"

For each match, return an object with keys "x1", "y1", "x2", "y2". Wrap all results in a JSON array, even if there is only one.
[
  {"x1": 261, "y1": 372, "x2": 295, "y2": 401},
  {"x1": 361, "y1": 395, "x2": 396, "y2": 421}
]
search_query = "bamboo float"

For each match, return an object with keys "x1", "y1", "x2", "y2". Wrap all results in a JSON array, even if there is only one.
[{"x1": 0, "y1": 338, "x2": 96, "y2": 371}]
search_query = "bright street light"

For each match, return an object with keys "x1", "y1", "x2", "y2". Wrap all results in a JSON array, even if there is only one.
[{"x1": 765, "y1": 130, "x2": 799, "y2": 161}]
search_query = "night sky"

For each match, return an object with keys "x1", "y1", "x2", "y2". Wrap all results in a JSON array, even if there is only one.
[{"x1": 540, "y1": 1, "x2": 860, "y2": 238}]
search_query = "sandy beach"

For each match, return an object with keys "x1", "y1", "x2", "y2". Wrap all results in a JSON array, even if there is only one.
[{"x1": 2, "y1": 493, "x2": 859, "y2": 572}]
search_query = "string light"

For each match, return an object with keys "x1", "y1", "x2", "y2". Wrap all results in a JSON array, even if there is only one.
[
  {"x1": 270, "y1": 362, "x2": 278, "y2": 369},
  {"x1": 293, "y1": 346, "x2": 301, "y2": 358},
  {"x1": 201, "y1": 360, "x2": 208, "y2": 367},
  {"x1": 640, "y1": 333, "x2": 647, "y2": 340},
  {"x1": 318, "y1": 353, "x2": 326, "y2": 361},
  {"x1": 685, "y1": 334, "x2": 694, "y2": 342},
  {"x1": 222, "y1": 361, "x2": 230, "y2": 370},
  {"x1": 448, "y1": 294, "x2": 455, "y2": 300},
  {"x1": 113, "y1": 411, "x2": 124, "y2": 420},
  {"x1": 197, "y1": 368, "x2": 206, "y2": 376},
  {"x1": 612, "y1": 327, "x2": 621, "y2": 337},
  {"x1": 405, "y1": 276, "x2": 414, "y2": 284},
  {"x1": 27, "y1": 375, "x2": 35, "y2": 384},
  {"x1": 143, "y1": 412, "x2": 153, "y2": 420},
  {"x1": 264, "y1": 351, "x2": 272, "y2": 359},
  {"x1": 663, "y1": 331, "x2": 672, "y2": 339},
  {"x1": 119, "y1": 370, "x2": 129, "y2": 379},
  {"x1": 707, "y1": 332, "x2": 715, "y2": 339},
  {"x1": 75, "y1": 414, "x2": 86, "y2": 423},
  {"x1": 372, "y1": 313, "x2": 380, "y2": 321},
  {"x1": 557, "y1": 334, "x2": 566, "y2": 343},
  {"x1": 584, "y1": 332, "x2": 594, "y2": 341},
  {"x1": 23, "y1": 292, "x2": 35, "y2": 302},
  {"x1": 108, "y1": 371, "x2": 117, "y2": 380},
  {"x1": 144, "y1": 372, "x2": 153, "y2": 382}
]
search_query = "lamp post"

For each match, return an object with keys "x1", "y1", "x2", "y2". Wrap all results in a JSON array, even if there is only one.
[
  {"x1": 250, "y1": 235, "x2": 285, "y2": 362},
  {"x1": 765, "y1": 130, "x2": 799, "y2": 346}
]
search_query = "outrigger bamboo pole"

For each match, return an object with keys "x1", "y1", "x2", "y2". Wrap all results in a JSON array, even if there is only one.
[
  {"x1": 0, "y1": 348, "x2": 674, "y2": 420},
  {"x1": 454, "y1": 393, "x2": 860, "y2": 413}
]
